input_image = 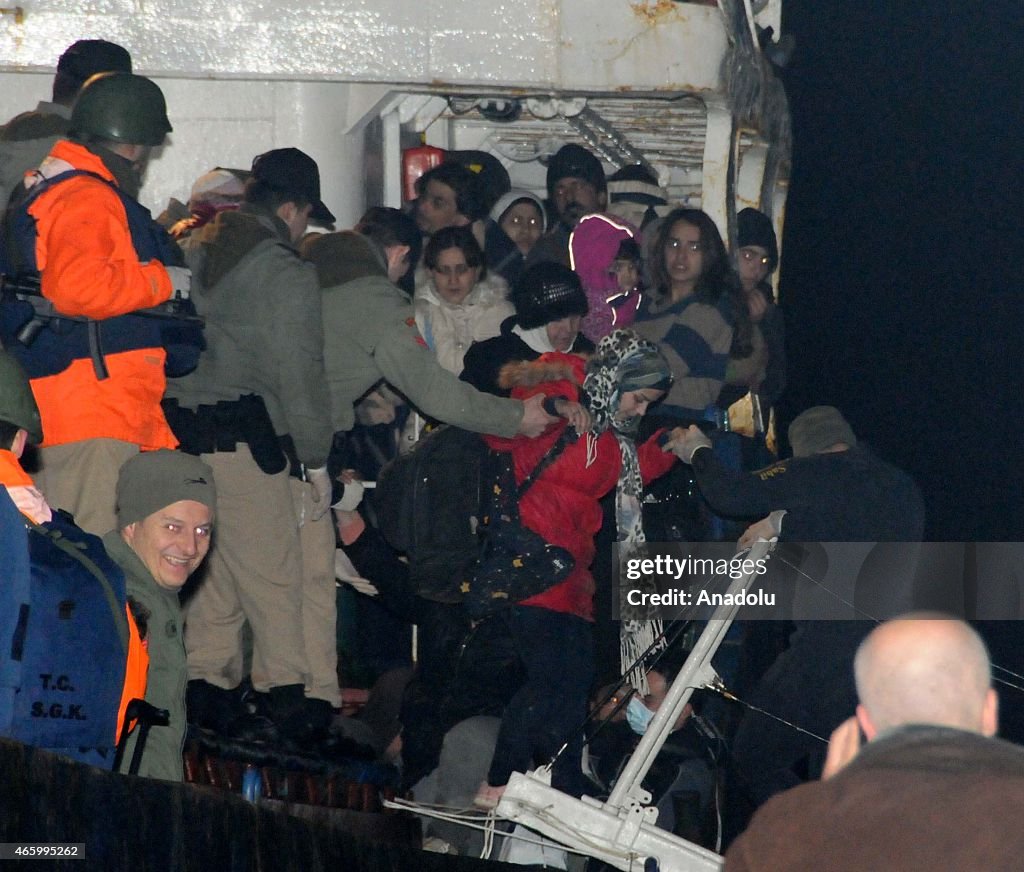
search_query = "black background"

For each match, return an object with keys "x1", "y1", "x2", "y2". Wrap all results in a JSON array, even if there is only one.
[{"x1": 778, "y1": 0, "x2": 1024, "y2": 540}]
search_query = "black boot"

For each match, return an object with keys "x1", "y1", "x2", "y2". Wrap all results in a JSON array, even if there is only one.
[
  {"x1": 266, "y1": 684, "x2": 322, "y2": 744},
  {"x1": 186, "y1": 679, "x2": 277, "y2": 743}
]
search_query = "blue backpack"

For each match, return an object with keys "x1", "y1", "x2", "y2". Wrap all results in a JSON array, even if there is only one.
[{"x1": 0, "y1": 489, "x2": 130, "y2": 768}]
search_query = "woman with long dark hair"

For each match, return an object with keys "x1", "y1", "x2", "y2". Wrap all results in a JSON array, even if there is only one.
[
  {"x1": 636, "y1": 207, "x2": 753, "y2": 424},
  {"x1": 634, "y1": 208, "x2": 754, "y2": 541}
]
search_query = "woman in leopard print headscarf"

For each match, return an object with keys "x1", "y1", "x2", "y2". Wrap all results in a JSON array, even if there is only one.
[{"x1": 472, "y1": 329, "x2": 677, "y2": 808}]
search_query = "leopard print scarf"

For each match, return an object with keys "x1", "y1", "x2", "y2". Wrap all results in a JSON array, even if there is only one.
[{"x1": 582, "y1": 330, "x2": 673, "y2": 691}]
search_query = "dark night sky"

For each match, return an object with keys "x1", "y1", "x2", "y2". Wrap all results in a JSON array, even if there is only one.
[{"x1": 777, "y1": 1, "x2": 1024, "y2": 539}]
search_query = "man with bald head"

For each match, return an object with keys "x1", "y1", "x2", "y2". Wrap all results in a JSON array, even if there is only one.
[
  {"x1": 851, "y1": 614, "x2": 996, "y2": 741},
  {"x1": 725, "y1": 615, "x2": 1024, "y2": 871}
]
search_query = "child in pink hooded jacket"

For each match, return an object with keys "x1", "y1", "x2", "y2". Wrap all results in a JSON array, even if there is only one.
[{"x1": 569, "y1": 212, "x2": 643, "y2": 343}]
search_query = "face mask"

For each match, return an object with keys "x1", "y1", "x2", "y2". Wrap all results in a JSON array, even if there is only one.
[{"x1": 626, "y1": 696, "x2": 656, "y2": 735}]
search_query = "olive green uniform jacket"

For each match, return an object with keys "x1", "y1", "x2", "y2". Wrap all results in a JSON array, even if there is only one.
[
  {"x1": 103, "y1": 531, "x2": 187, "y2": 782},
  {"x1": 310, "y1": 231, "x2": 523, "y2": 437}
]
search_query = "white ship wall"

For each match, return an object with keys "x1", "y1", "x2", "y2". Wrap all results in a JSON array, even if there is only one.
[{"x1": 0, "y1": 0, "x2": 786, "y2": 229}]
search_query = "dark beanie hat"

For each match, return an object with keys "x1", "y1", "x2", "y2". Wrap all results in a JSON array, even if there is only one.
[
  {"x1": 788, "y1": 406, "x2": 857, "y2": 457},
  {"x1": 116, "y1": 450, "x2": 217, "y2": 528},
  {"x1": 737, "y1": 208, "x2": 779, "y2": 272},
  {"x1": 445, "y1": 150, "x2": 511, "y2": 215},
  {"x1": 546, "y1": 144, "x2": 606, "y2": 196},
  {"x1": 57, "y1": 40, "x2": 132, "y2": 89},
  {"x1": 512, "y1": 262, "x2": 589, "y2": 330}
]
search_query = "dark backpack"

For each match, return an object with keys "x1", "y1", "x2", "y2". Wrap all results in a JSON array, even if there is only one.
[
  {"x1": 0, "y1": 491, "x2": 130, "y2": 768},
  {"x1": 373, "y1": 426, "x2": 506, "y2": 603}
]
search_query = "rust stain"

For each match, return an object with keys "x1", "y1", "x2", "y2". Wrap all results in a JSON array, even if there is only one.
[
  {"x1": 630, "y1": 0, "x2": 679, "y2": 26},
  {"x1": 0, "y1": 5, "x2": 25, "y2": 24}
]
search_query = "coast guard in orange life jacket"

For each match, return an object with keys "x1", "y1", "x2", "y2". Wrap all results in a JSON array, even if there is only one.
[{"x1": 2, "y1": 71, "x2": 197, "y2": 536}]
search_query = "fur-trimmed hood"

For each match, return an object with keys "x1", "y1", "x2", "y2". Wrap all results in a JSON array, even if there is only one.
[{"x1": 497, "y1": 353, "x2": 587, "y2": 391}]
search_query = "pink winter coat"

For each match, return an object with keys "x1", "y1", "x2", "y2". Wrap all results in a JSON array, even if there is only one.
[{"x1": 569, "y1": 213, "x2": 643, "y2": 343}]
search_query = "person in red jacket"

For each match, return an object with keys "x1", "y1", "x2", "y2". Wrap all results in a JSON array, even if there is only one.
[
  {"x1": 474, "y1": 329, "x2": 677, "y2": 807},
  {"x1": 9, "y1": 71, "x2": 192, "y2": 535}
]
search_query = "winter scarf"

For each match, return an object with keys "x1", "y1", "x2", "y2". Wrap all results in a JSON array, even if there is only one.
[{"x1": 582, "y1": 329, "x2": 673, "y2": 691}]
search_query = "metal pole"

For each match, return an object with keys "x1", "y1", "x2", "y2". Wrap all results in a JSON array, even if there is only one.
[{"x1": 607, "y1": 538, "x2": 773, "y2": 810}]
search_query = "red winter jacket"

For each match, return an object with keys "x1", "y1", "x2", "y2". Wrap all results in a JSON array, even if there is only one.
[{"x1": 485, "y1": 353, "x2": 676, "y2": 620}]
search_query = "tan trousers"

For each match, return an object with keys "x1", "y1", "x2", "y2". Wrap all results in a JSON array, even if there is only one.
[
  {"x1": 34, "y1": 438, "x2": 138, "y2": 535},
  {"x1": 184, "y1": 446, "x2": 307, "y2": 693},
  {"x1": 291, "y1": 478, "x2": 342, "y2": 707}
]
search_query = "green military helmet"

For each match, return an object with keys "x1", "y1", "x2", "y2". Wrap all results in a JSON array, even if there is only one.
[
  {"x1": 70, "y1": 71, "x2": 172, "y2": 147},
  {"x1": 0, "y1": 349, "x2": 43, "y2": 444}
]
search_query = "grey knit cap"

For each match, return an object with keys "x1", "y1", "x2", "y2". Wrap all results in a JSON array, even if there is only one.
[
  {"x1": 788, "y1": 406, "x2": 857, "y2": 457},
  {"x1": 116, "y1": 450, "x2": 217, "y2": 528}
]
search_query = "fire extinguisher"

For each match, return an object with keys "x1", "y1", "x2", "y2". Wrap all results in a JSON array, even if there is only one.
[{"x1": 402, "y1": 143, "x2": 446, "y2": 203}]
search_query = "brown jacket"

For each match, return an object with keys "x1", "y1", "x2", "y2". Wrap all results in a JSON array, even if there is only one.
[{"x1": 726, "y1": 725, "x2": 1024, "y2": 872}]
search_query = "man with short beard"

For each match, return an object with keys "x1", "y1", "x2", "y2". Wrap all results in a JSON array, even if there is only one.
[{"x1": 526, "y1": 143, "x2": 608, "y2": 268}]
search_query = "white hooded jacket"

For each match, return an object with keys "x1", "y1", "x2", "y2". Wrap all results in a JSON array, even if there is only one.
[{"x1": 413, "y1": 270, "x2": 514, "y2": 375}]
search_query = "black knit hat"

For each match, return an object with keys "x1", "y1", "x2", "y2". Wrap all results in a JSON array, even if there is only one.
[
  {"x1": 445, "y1": 150, "x2": 511, "y2": 214},
  {"x1": 546, "y1": 144, "x2": 607, "y2": 196},
  {"x1": 512, "y1": 262, "x2": 589, "y2": 329},
  {"x1": 737, "y1": 208, "x2": 779, "y2": 272}
]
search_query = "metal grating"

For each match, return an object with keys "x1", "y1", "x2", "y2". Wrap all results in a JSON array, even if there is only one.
[{"x1": 435, "y1": 95, "x2": 711, "y2": 207}]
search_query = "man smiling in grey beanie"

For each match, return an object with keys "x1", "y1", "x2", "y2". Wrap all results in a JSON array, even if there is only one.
[{"x1": 103, "y1": 449, "x2": 216, "y2": 781}]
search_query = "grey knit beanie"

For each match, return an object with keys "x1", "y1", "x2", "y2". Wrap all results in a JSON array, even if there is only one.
[
  {"x1": 788, "y1": 406, "x2": 857, "y2": 457},
  {"x1": 116, "y1": 450, "x2": 217, "y2": 528}
]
